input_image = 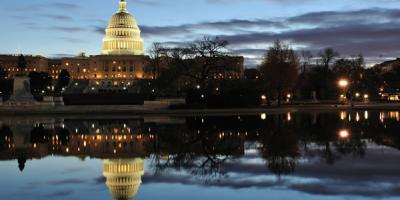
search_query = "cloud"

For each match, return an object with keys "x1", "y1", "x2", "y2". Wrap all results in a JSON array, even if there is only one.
[
  {"x1": 7, "y1": 1, "x2": 400, "y2": 67},
  {"x1": 49, "y1": 54, "x2": 77, "y2": 58},
  {"x1": 142, "y1": 146, "x2": 400, "y2": 198},
  {"x1": 46, "y1": 178, "x2": 87, "y2": 185},
  {"x1": 47, "y1": 26, "x2": 87, "y2": 33},
  {"x1": 41, "y1": 14, "x2": 73, "y2": 21},
  {"x1": 11, "y1": 2, "x2": 79, "y2": 12},
  {"x1": 136, "y1": 7, "x2": 400, "y2": 67},
  {"x1": 43, "y1": 190, "x2": 73, "y2": 198},
  {"x1": 59, "y1": 37, "x2": 88, "y2": 44},
  {"x1": 49, "y1": 3, "x2": 79, "y2": 10},
  {"x1": 133, "y1": 0, "x2": 163, "y2": 6}
]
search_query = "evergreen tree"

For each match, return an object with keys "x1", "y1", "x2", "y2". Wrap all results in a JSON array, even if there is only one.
[
  {"x1": 260, "y1": 40, "x2": 299, "y2": 105},
  {"x1": 56, "y1": 69, "x2": 70, "y2": 93}
]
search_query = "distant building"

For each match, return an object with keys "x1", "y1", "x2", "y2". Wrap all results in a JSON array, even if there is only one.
[
  {"x1": 208, "y1": 56, "x2": 244, "y2": 79},
  {"x1": 381, "y1": 89, "x2": 400, "y2": 101},
  {"x1": 374, "y1": 58, "x2": 400, "y2": 101},
  {"x1": 374, "y1": 58, "x2": 400, "y2": 73},
  {"x1": 0, "y1": 55, "x2": 48, "y2": 78}
]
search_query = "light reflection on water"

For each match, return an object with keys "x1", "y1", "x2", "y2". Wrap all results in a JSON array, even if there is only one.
[{"x1": 1, "y1": 111, "x2": 400, "y2": 200}]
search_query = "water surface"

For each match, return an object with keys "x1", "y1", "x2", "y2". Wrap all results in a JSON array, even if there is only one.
[{"x1": 1, "y1": 111, "x2": 400, "y2": 200}]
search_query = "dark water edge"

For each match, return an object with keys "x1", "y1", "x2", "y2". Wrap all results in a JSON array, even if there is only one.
[
  {"x1": 1, "y1": 111, "x2": 400, "y2": 200},
  {"x1": 1, "y1": 102, "x2": 400, "y2": 116}
]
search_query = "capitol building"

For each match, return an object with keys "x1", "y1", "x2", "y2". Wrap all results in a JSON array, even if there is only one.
[
  {"x1": 0, "y1": 0, "x2": 244, "y2": 91},
  {"x1": 55, "y1": 0, "x2": 149, "y2": 81},
  {"x1": 1, "y1": 0, "x2": 150, "y2": 80}
]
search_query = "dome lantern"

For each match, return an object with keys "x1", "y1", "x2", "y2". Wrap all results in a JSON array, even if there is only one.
[{"x1": 119, "y1": 0, "x2": 128, "y2": 13}]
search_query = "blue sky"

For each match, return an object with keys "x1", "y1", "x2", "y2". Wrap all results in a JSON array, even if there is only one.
[{"x1": 1, "y1": 0, "x2": 400, "y2": 67}]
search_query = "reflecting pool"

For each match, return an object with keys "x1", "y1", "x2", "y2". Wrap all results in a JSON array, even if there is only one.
[{"x1": 1, "y1": 111, "x2": 400, "y2": 200}]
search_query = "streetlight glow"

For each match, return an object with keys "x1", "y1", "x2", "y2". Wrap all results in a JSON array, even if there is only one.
[
  {"x1": 338, "y1": 79, "x2": 349, "y2": 88},
  {"x1": 338, "y1": 129, "x2": 350, "y2": 139},
  {"x1": 261, "y1": 95, "x2": 267, "y2": 100},
  {"x1": 260, "y1": 113, "x2": 267, "y2": 120}
]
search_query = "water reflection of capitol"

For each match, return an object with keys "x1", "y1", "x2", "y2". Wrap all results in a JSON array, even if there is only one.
[
  {"x1": 104, "y1": 159, "x2": 145, "y2": 200},
  {"x1": 0, "y1": 117, "x2": 171, "y2": 200}
]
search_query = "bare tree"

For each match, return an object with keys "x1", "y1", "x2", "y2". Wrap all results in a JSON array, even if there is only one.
[
  {"x1": 353, "y1": 53, "x2": 365, "y2": 69},
  {"x1": 165, "y1": 36, "x2": 231, "y2": 86},
  {"x1": 191, "y1": 36, "x2": 231, "y2": 84},
  {"x1": 167, "y1": 47, "x2": 198, "y2": 81},
  {"x1": 148, "y1": 42, "x2": 165, "y2": 79},
  {"x1": 319, "y1": 48, "x2": 339, "y2": 71},
  {"x1": 300, "y1": 50, "x2": 313, "y2": 74},
  {"x1": 318, "y1": 48, "x2": 339, "y2": 99}
]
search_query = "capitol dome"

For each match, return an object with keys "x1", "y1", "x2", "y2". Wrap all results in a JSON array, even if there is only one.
[
  {"x1": 102, "y1": 0, "x2": 144, "y2": 55},
  {"x1": 103, "y1": 158, "x2": 145, "y2": 200}
]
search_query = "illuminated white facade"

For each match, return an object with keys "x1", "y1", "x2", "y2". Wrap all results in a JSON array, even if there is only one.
[{"x1": 102, "y1": 0, "x2": 144, "y2": 56}]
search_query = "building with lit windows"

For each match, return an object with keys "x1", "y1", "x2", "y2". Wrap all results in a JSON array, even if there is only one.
[
  {"x1": 0, "y1": 55, "x2": 48, "y2": 78},
  {"x1": 0, "y1": 0, "x2": 244, "y2": 90}
]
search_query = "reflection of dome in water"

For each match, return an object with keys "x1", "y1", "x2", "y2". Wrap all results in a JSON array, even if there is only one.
[
  {"x1": 103, "y1": 158, "x2": 144, "y2": 200},
  {"x1": 102, "y1": 0, "x2": 144, "y2": 55}
]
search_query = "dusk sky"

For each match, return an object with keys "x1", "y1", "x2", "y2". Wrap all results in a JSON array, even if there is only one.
[{"x1": 1, "y1": 0, "x2": 400, "y2": 67}]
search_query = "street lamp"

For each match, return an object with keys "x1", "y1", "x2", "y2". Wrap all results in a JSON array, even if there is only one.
[
  {"x1": 363, "y1": 94, "x2": 369, "y2": 102},
  {"x1": 260, "y1": 95, "x2": 267, "y2": 106},
  {"x1": 337, "y1": 78, "x2": 350, "y2": 104}
]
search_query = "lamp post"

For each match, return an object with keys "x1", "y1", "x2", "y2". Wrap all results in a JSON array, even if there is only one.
[{"x1": 338, "y1": 78, "x2": 350, "y2": 104}]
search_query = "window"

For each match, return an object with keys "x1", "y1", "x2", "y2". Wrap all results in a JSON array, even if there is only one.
[
  {"x1": 104, "y1": 66, "x2": 109, "y2": 72},
  {"x1": 112, "y1": 67, "x2": 116, "y2": 72},
  {"x1": 123, "y1": 66, "x2": 127, "y2": 72},
  {"x1": 129, "y1": 66, "x2": 134, "y2": 72}
]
